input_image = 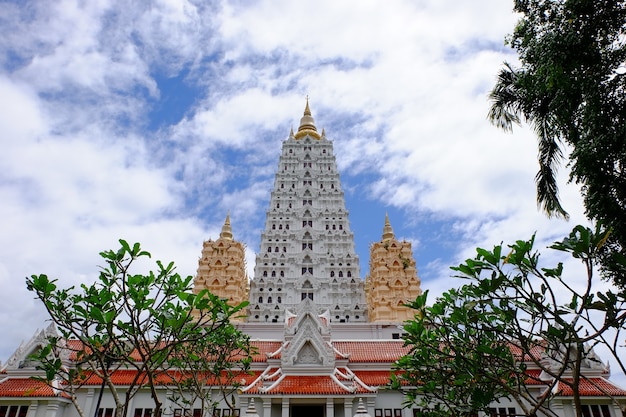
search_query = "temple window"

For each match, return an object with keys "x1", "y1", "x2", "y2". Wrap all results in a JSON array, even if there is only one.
[
  {"x1": 580, "y1": 406, "x2": 611, "y2": 417},
  {"x1": 489, "y1": 408, "x2": 519, "y2": 417},
  {"x1": 3, "y1": 406, "x2": 30, "y2": 417},
  {"x1": 134, "y1": 409, "x2": 153, "y2": 417}
]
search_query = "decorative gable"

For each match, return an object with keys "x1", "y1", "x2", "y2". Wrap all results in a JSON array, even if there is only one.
[
  {"x1": 3, "y1": 323, "x2": 60, "y2": 371},
  {"x1": 281, "y1": 299, "x2": 335, "y2": 373}
]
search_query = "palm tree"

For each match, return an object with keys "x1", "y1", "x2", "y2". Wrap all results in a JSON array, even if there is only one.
[{"x1": 487, "y1": 62, "x2": 569, "y2": 220}]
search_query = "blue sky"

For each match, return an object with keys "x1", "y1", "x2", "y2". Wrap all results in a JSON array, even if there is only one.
[{"x1": 0, "y1": 0, "x2": 605, "y2": 370}]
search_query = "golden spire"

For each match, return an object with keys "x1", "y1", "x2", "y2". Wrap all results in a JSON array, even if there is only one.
[
  {"x1": 220, "y1": 213, "x2": 233, "y2": 241},
  {"x1": 294, "y1": 96, "x2": 321, "y2": 139},
  {"x1": 382, "y1": 213, "x2": 395, "y2": 242}
]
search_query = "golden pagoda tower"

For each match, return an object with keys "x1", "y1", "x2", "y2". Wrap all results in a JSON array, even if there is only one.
[
  {"x1": 193, "y1": 214, "x2": 249, "y2": 321},
  {"x1": 365, "y1": 214, "x2": 422, "y2": 322}
]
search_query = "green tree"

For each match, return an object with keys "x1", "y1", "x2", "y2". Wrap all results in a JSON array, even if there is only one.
[
  {"x1": 26, "y1": 240, "x2": 249, "y2": 417},
  {"x1": 393, "y1": 225, "x2": 626, "y2": 417},
  {"x1": 167, "y1": 322, "x2": 254, "y2": 417},
  {"x1": 488, "y1": 0, "x2": 626, "y2": 282}
]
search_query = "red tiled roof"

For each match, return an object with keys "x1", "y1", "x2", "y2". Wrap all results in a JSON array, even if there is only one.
[
  {"x1": 353, "y1": 371, "x2": 397, "y2": 386},
  {"x1": 249, "y1": 341, "x2": 283, "y2": 361},
  {"x1": 507, "y1": 341, "x2": 546, "y2": 363},
  {"x1": 63, "y1": 339, "x2": 282, "y2": 363},
  {"x1": 332, "y1": 341, "x2": 410, "y2": 362},
  {"x1": 556, "y1": 378, "x2": 626, "y2": 397},
  {"x1": 77, "y1": 369, "x2": 257, "y2": 387},
  {"x1": 78, "y1": 370, "x2": 163, "y2": 386},
  {"x1": 245, "y1": 375, "x2": 375, "y2": 395},
  {"x1": 64, "y1": 340, "x2": 148, "y2": 362},
  {"x1": 0, "y1": 378, "x2": 58, "y2": 398},
  {"x1": 523, "y1": 369, "x2": 545, "y2": 386}
]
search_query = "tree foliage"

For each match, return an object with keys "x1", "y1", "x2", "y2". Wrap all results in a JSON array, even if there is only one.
[
  {"x1": 167, "y1": 321, "x2": 254, "y2": 417},
  {"x1": 488, "y1": 0, "x2": 626, "y2": 282},
  {"x1": 393, "y1": 225, "x2": 626, "y2": 417},
  {"x1": 26, "y1": 240, "x2": 249, "y2": 417}
]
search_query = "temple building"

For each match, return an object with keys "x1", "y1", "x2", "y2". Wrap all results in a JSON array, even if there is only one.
[{"x1": 1, "y1": 102, "x2": 625, "y2": 417}]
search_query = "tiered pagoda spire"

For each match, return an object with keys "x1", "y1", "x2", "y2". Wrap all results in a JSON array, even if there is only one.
[
  {"x1": 366, "y1": 215, "x2": 422, "y2": 322},
  {"x1": 247, "y1": 100, "x2": 367, "y2": 323},
  {"x1": 193, "y1": 215, "x2": 249, "y2": 321}
]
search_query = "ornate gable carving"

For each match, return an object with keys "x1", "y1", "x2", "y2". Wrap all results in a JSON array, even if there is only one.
[
  {"x1": 281, "y1": 299, "x2": 335, "y2": 373},
  {"x1": 3, "y1": 323, "x2": 60, "y2": 371}
]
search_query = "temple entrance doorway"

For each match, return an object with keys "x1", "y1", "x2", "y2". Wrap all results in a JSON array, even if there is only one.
[{"x1": 291, "y1": 404, "x2": 324, "y2": 417}]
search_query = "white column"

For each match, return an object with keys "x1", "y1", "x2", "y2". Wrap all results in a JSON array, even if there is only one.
[
  {"x1": 45, "y1": 402, "x2": 60, "y2": 417},
  {"x1": 281, "y1": 399, "x2": 289, "y2": 417},
  {"x1": 326, "y1": 399, "x2": 335, "y2": 417},
  {"x1": 344, "y1": 398, "x2": 353, "y2": 417},
  {"x1": 26, "y1": 401, "x2": 38, "y2": 417},
  {"x1": 262, "y1": 398, "x2": 272, "y2": 417},
  {"x1": 366, "y1": 398, "x2": 376, "y2": 417},
  {"x1": 83, "y1": 388, "x2": 95, "y2": 417}
]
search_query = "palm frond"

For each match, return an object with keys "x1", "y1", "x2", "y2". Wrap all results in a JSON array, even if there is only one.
[
  {"x1": 488, "y1": 63, "x2": 523, "y2": 132},
  {"x1": 533, "y1": 115, "x2": 569, "y2": 219}
]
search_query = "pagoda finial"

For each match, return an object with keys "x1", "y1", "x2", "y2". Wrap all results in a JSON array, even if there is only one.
[
  {"x1": 220, "y1": 213, "x2": 233, "y2": 241},
  {"x1": 354, "y1": 398, "x2": 371, "y2": 417},
  {"x1": 295, "y1": 96, "x2": 321, "y2": 139},
  {"x1": 243, "y1": 398, "x2": 259, "y2": 417},
  {"x1": 289, "y1": 126, "x2": 295, "y2": 138},
  {"x1": 382, "y1": 213, "x2": 395, "y2": 242}
]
